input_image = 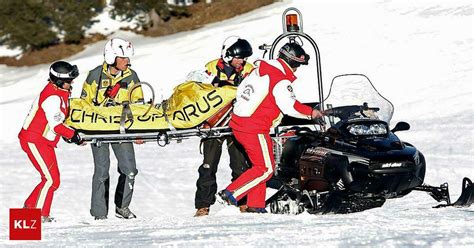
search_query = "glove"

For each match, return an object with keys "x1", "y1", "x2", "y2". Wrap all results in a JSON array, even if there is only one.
[
  {"x1": 104, "y1": 83, "x2": 121, "y2": 98},
  {"x1": 66, "y1": 130, "x2": 84, "y2": 145},
  {"x1": 311, "y1": 108, "x2": 326, "y2": 125},
  {"x1": 186, "y1": 70, "x2": 215, "y2": 84},
  {"x1": 311, "y1": 108, "x2": 324, "y2": 119}
]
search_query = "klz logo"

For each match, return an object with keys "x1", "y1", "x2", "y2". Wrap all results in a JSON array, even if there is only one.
[{"x1": 10, "y1": 208, "x2": 41, "y2": 240}]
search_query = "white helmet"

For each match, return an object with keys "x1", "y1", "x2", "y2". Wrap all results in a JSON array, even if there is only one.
[{"x1": 104, "y1": 38, "x2": 134, "y2": 65}]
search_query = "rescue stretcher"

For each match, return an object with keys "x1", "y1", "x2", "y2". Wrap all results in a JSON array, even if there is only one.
[{"x1": 66, "y1": 81, "x2": 237, "y2": 146}]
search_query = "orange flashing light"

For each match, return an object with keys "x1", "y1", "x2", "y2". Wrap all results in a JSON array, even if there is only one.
[{"x1": 286, "y1": 14, "x2": 299, "y2": 32}]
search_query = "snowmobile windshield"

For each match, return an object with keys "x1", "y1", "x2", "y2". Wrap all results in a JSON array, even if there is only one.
[{"x1": 324, "y1": 74, "x2": 394, "y2": 125}]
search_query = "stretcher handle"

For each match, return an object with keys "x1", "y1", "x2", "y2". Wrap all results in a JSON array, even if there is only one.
[{"x1": 128, "y1": 81, "x2": 155, "y2": 117}]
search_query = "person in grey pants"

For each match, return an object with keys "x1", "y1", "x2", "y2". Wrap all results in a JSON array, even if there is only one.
[
  {"x1": 80, "y1": 38, "x2": 144, "y2": 220},
  {"x1": 90, "y1": 143, "x2": 138, "y2": 219}
]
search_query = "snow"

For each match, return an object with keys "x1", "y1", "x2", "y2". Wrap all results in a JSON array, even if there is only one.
[
  {"x1": 85, "y1": 5, "x2": 143, "y2": 36},
  {"x1": 0, "y1": 47, "x2": 22, "y2": 57},
  {"x1": 1, "y1": 0, "x2": 473, "y2": 246}
]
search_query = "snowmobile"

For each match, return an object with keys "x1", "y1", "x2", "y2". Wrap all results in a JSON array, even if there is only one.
[
  {"x1": 266, "y1": 74, "x2": 473, "y2": 214},
  {"x1": 259, "y1": 8, "x2": 473, "y2": 214}
]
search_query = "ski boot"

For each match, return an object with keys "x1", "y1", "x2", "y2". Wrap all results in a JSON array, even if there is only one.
[
  {"x1": 239, "y1": 205, "x2": 248, "y2": 213},
  {"x1": 242, "y1": 207, "x2": 268, "y2": 213},
  {"x1": 217, "y1": 189, "x2": 238, "y2": 206},
  {"x1": 41, "y1": 216, "x2": 56, "y2": 223},
  {"x1": 115, "y1": 207, "x2": 136, "y2": 219},
  {"x1": 194, "y1": 207, "x2": 210, "y2": 217}
]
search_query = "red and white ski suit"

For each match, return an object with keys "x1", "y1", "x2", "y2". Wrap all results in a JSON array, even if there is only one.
[
  {"x1": 227, "y1": 58, "x2": 313, "y2": 208},
  {"x1": 18, "y1": 82, "x2": 75, "y2": 217}
]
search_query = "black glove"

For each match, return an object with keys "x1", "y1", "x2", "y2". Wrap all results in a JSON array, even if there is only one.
[
  {"x1": 212, "y1": 77, "x2": 233, "y2": 87},
  {"x1": 217, "y1": 80, "x2": 234, "y2": 87},
  {"x1": 68, "y1": 130, "x2": 84, "y2": 145}
]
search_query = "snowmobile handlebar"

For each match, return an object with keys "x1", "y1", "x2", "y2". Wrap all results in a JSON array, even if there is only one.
[
  {"x1": 324, "y1": 104, "x2": 380, "y2": 120},
  {"x1": 284, "y1": 125, "x2": 357, "y2": 149}
]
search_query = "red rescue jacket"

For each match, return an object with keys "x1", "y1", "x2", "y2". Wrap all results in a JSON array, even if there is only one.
[{"x1": 18, "y1": 82, "x2": 75, "y2": 147}]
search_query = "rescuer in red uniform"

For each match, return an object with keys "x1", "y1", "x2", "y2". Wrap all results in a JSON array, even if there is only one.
[
  {"x1": 19, "y1": 61, "x2": 83, "y2": 222},
  {"x1": 219, "y1": 42, "x2": 324, "y2": 212}
]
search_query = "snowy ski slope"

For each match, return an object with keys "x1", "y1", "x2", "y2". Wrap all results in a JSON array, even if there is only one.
[{"x1": 0, "y1": 0, "x2": 472, "y2": 246}]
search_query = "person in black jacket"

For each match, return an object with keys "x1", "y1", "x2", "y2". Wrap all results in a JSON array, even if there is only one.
[{"x1": 188, "y1": 36, "x2": 254, "y2": 217}]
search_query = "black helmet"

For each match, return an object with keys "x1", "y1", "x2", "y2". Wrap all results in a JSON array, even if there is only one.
[
  {"x1": 49, "y1": 61, "x2": 79, "y2": 88},
  {"x1": 221, "y1": 36, "x2": 253, "y2": 63},
  {"x1": 278, "y1": 42, "x2": 310, "y2": 68}
]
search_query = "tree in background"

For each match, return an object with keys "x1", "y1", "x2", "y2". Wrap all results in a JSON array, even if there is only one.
[
  {"x1": 110, "y1": 0, "x2": 190, "y2": 31},
  {"x1": 0, "y1": 0, "x2": 104, "y2": 51},
  {"x1": 0, "y1": 1, "x2": 57, "y2": 50},
  {"x1": 47, "y1": 0, "x2": 104, "y2": 44}
]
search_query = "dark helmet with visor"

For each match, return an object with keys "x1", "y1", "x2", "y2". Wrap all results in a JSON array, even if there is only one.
[
  {"x1": 49, "y1": 61, "x2": 79, "y2": 88},
  {"x1": 221, "y1": 36, "x2": 253, "y2": 63},
  {"x1": 278, "y1": 42, "x2": 310, "y2": 68}
]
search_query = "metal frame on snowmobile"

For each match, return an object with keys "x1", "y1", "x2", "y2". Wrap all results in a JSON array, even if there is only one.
[
  {"x1": 258, "y1": 8, "x2": 328, "y2": 166},
  {"x1": 259, "y1": 7, "x2": 325, "y2": 111}
]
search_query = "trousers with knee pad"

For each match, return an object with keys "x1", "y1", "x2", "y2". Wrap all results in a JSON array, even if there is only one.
[{"x1": 90, "y1": 142, "x2": 138, "y2": 217}]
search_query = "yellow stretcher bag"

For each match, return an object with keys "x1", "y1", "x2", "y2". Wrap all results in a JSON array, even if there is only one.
[{"x1": 65, "y1": 82, "x2": 237, "y2": 134}]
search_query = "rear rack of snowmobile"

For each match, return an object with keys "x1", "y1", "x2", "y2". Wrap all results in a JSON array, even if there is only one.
[{"x1": 81, "y1": 126, "x2": 233, "y2": 147}]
